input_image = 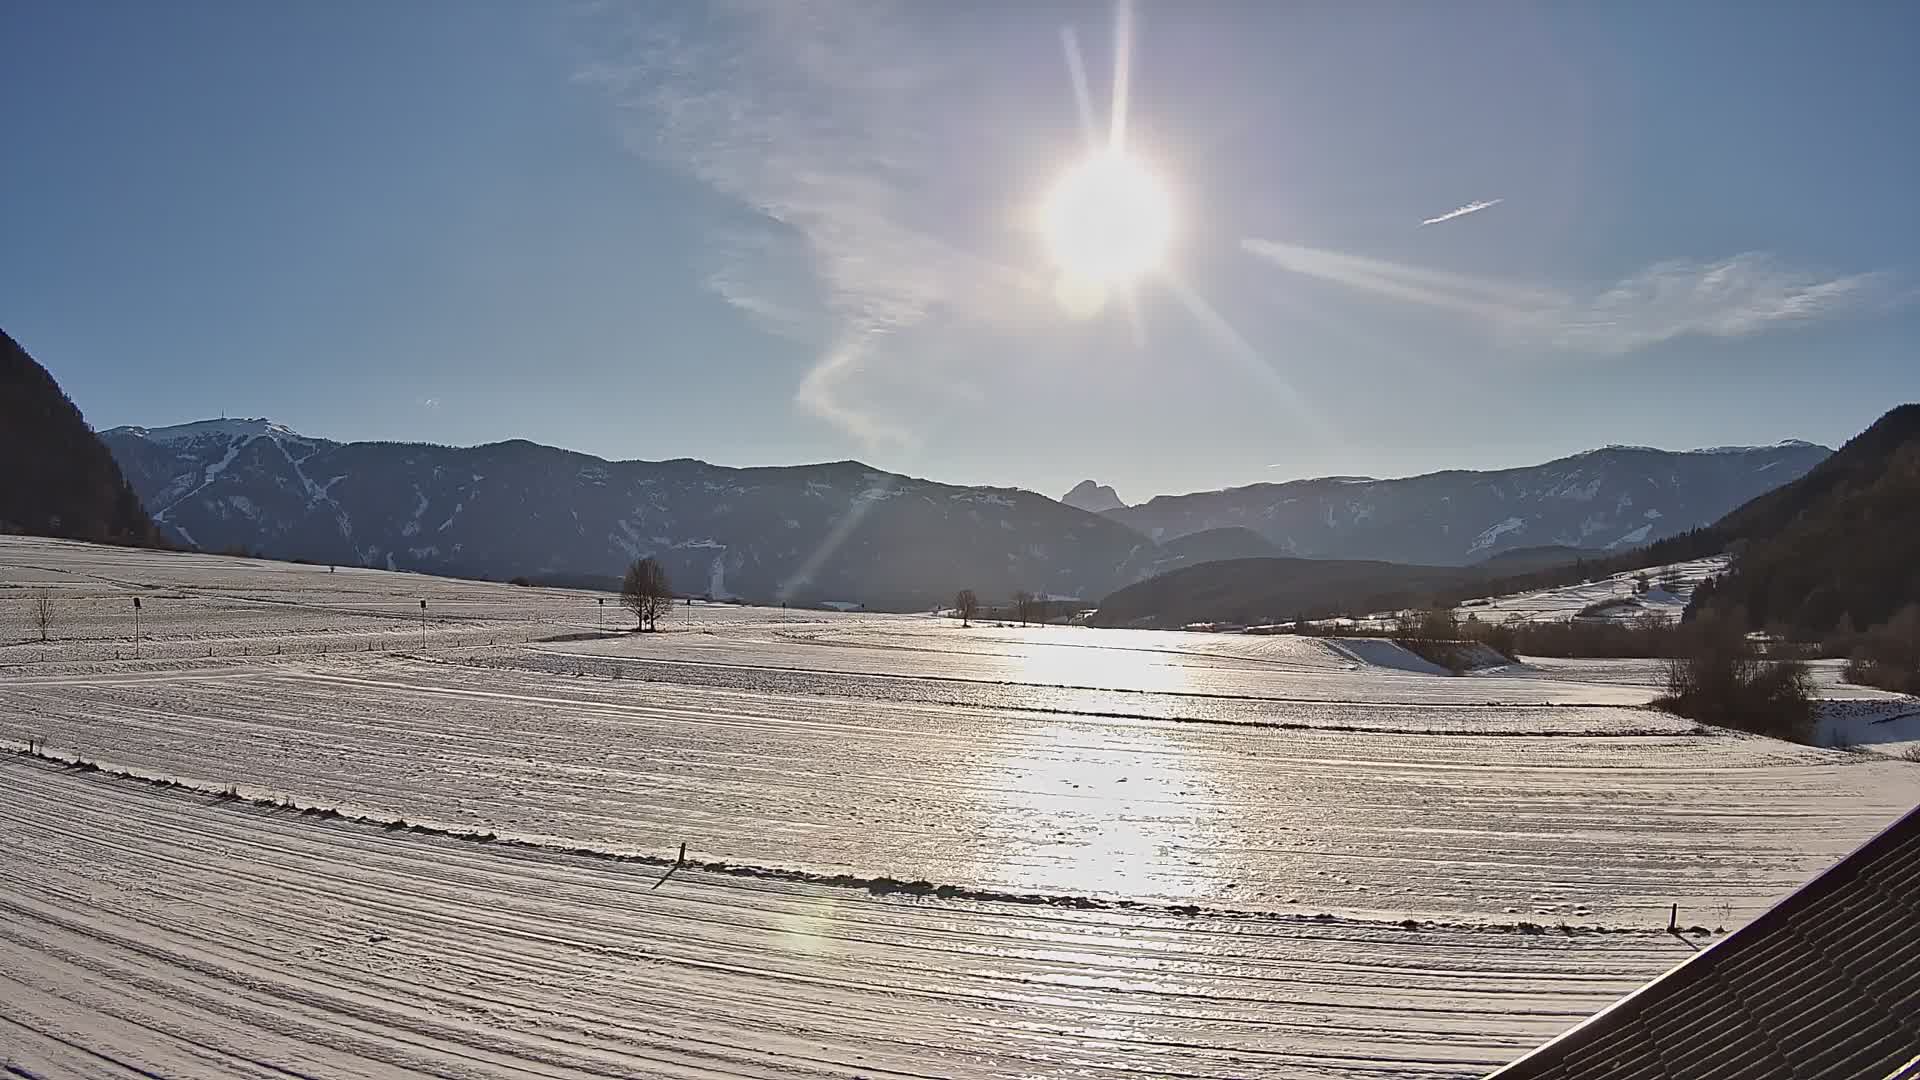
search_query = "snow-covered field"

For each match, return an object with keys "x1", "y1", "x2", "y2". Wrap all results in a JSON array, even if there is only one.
[
  {"x1": 1453, "y1": 555, "x2": 1730, "y2": 625},
  {"x1": 3, "y1": 535, "x2": 1917, "y2": 1078}
]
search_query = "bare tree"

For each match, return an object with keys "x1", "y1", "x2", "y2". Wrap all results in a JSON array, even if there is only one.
[
  {"x1": 954, "y1": 589, "x2": 979, "y2": 628},
  {"x1": 1011, "y1": 590, "x2": 1034, "y2": 627},
  {"x1": 621, "y1": 558, "x2": 674, "y2": 632},
  {"x1": 30, "y1": 589, "x2": 56, "y2": 643}
]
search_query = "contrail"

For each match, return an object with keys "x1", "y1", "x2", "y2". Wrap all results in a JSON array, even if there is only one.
[{"x1": 1420, "y1": 198, "x2": 1503, "y2": 227}]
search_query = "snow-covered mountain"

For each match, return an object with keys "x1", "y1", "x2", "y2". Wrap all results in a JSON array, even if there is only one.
[
  {"x1": 1104, "y1": 442, "x2": 1831, "y2": 566},
  {"x1": 103, "y1": 420, "x2": 1152, "y2": 609},
  {"x1": 101, "y1": 420, "x2": 1831, "y2": 606},
  {"x1": 1061, "y1": 480, "x2": 1126, "y2": 514}
]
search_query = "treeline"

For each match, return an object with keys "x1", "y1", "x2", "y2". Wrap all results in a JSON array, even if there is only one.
[{"x1": 1314, "y1": 608, "x2": 1696, "y2": 662}]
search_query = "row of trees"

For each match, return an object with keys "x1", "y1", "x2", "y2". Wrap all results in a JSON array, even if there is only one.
[{"x1": 950, "y1": 589, "x2": 1050, "y2": 628}]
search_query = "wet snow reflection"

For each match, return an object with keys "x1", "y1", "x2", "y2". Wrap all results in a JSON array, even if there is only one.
[
  {"x1": 1001, "y1": 635, "x2": 1199, "y2": 695},
  {"x1": 974, "y1": 720, "x2": 1233, "y2": 901}
]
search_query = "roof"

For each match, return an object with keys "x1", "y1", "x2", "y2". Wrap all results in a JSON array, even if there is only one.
[{"x1": 1487, "y1": 802, "x2": 1920, "y2": 1080}]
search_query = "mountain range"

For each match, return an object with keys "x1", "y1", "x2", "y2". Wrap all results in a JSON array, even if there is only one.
[
  {"x1": 103, "y1": 419, "x2": 1154, "y2": 609},
  {"x1": 1099, "y1": 441, "x2": 1830, "y2": 565},
  {"x1": 1090, "y1": 404, "x2": 1915, "y2": 632},
  {"x1": 101, "y1": 418, "x2": 1830, "y2": 610}
]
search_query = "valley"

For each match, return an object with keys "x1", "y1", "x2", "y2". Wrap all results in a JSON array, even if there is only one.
[{"x1": 4, "y1": 535, "x2": 1916, "y2": 1078}]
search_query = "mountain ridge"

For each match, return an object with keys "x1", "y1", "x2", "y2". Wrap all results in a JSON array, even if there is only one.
[
  {"x1": 102, "y1": 420, "x2": 1152, "y2": 609},
  {"x1": 100, "y1": 417, "x2": 1832, "y2": 611},
  {"x1": 1106, "y1": 442, "x2": 1830, "y2": 565}
]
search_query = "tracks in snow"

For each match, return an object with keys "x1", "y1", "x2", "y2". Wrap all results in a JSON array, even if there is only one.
[{"x1": 0, "y1": 756, "x2": 1680, "y2": 1079}]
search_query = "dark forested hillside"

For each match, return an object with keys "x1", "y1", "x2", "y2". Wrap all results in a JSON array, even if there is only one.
[
  {"x1": 0, "y1": 329, "x2": 159, "y2": 546},
  {"x1": 1688, "y1": 404, "x2": 1920, "y2": 635},
  {"x1": 1089, "y1": 557, "x2": 1475, "y2": 629}
]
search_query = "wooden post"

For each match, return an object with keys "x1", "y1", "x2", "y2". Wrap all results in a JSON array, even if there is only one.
[
  {"x1": 652, "y1": 842, "x2": 689, "y2": 891},
  {"x1": 1668, "y1": 903, "x2": 1678, "y2": 932}
]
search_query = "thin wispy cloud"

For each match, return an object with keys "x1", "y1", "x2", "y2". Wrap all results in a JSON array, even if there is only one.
[
  {"x1": 1419, "y1": 198, "x2": 1503, "y2": 227},
  {"x1": 576, "y1": 1, "x2": 1044, "y2": 450},
  {"x1": 1550, "y1": 255, "x2": 1898, "y2": 352},
  {"x1": 1241, "y1": 239, "x2": 1902, "y2": 353}
]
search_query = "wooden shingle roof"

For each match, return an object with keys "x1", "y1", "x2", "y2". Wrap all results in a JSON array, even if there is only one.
[{"x1": 1487, "y1": 803, "x2": 1920, "y2": 1080}]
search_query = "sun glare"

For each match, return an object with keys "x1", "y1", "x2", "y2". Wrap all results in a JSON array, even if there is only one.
[{"x1": 1042, "y1": 151, "x2": 1173, "y2": 294}]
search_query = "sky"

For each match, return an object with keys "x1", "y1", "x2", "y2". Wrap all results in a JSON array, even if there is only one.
[{"x1": 4, "y1": 1, "x2": 1917, "y2": 504}]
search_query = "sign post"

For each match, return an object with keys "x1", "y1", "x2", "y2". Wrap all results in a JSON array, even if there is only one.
[
  {"x1": 598, "y1": 596, "x2": 605, "y2": 635},
  {"x1": 132, "y1": 595, "x2": 142, "y2": 659},
  {"x1": 419, "y1": 599, "x2": 427, "y2": 650}
]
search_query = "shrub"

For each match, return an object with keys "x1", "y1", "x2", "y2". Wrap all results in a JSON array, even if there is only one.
[
  {"x1": 1657, "y1": 617, "x2": 1814, "y2": 743},
  {"x1": 1845, "y1": 656, "x2": 1920, "y2": 695},
  {"x1": 1837, "y1": 606, "x2": 1920, "y2": 694},
  {"x1": 1397, "y1": 638, "x2": 1474, "y2": 673},
  {"x1": 1459, "y1": 617, "x2": 1519, "y2": 662},
  {"x1": 1407, "y1": 608, "x2": 1459, "y2": 640}
]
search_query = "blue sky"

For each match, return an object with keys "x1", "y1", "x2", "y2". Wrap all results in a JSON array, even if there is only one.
[{"x1": 4, "y1": 1, "x2": 1915, "y2": 502}]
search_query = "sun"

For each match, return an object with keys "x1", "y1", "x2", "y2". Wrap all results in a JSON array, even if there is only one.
[{"x1": 1041, "y1": 151, "x2": 1174, "y2": 288}]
